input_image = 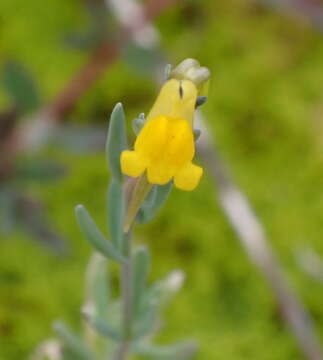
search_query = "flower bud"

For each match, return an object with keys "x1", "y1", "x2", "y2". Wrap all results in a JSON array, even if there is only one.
[{"x1": 170, "y1": 58, "x2": 210, "y2": 93}]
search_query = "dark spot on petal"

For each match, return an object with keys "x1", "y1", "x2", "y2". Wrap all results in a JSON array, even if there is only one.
[{"x1": 179, "y1": 82, "x2": 184, "y2": 99}]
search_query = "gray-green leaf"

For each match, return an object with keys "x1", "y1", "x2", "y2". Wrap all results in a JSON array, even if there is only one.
[
  {"x1": 53, "y1": 321, "x2": 94, "y2": 360},
  {"x1": 75, "y1": 204, "x2": 125, "y2": 263},
  {"x1": 134, "y1": 301, "x2": 159, "y2": 339},
  {"x1": 82, "y1": 312, "x2": 121, "y2": 342},
  {"x1": 106, "y1": 103, "x2": 128, "y2": 181},
  {"x1": 85, "y1": 252, "x2": 110, "y2": 319}
]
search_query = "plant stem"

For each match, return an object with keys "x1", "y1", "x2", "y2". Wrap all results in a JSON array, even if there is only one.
[
  {"x1": 114, "y1": 231, "x2": 133, "y2": 360},
  {"x1": 113, "y1": 342, "x2": 130, "y2": 360},
  {"x1": 122, "y1": 231, "x2": 133, "y2": 339}
]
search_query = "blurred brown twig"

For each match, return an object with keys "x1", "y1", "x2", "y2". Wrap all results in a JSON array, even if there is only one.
[
  {"x1": 296, "y1": 247, "x2": 323, "y2": 284},
  {"x1": 257, "y1": 0, "x2": 323, "y2": 31},
  {"x1": 0, "y1": 0, "x2": 179, "y2": 177}
]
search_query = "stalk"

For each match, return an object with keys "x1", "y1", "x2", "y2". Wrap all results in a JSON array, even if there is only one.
[{"x1": 113, "y1": 231, "x2": 133, "y2": 360}]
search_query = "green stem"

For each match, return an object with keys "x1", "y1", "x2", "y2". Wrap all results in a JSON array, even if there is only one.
[
  {"x1": 113, "y1": 342, "x2": 130, "y2": 360},
  {"x1": 114, "y1": 175, "x2": 152, "y2": 359},
  {"x1": 113, "y1": 231, "x2": 133, "y2": 360},
  {"x1": 122, "y1": 231, "x2": 132, "y2": 339}
]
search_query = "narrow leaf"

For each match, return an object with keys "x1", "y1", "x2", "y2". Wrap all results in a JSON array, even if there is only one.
[
  {"x1": 132, "y1": 246, "x2": 150, "y2": 316},
  {"x1": 75, "y1": 204, "x2": 124, "y2": 263},
  {"x1": 82, "y1": 312, "x2": 121, "y2": 342},
  {"x1": 134, "y1": 301, "x2": 159, "y2": 339},
  {"x1": 85, "y1": 252, "x2": 110, "y2": 318},
  {"x1": 107, "y1": 179, "x2": 124, "y2": 250},
  {"x1": 136, "y1": 182, "x2": 172, "y2": 224},
  {"x1": 106, "y1": 103, "x2": 128, "y2": 181},
  {"x1": 134, "y1": 270, "x2": 185, "y2": 339},
  {"x1": 53, "y1": 321, "x2": 94, "y2": 360}
]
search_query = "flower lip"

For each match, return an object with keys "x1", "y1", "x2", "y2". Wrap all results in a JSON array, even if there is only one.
[{"x1": 121, "y1": 115, "x2": 203, "y2": 191}]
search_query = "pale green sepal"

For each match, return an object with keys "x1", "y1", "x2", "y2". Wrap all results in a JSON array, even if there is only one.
[
  {"x1": 140, "y1": 185, "x2": 157, "y2": 209},
  {"x1": 53, "y1": 321, "x2": 94, "y2": 359},
  {"x1": 124, "y1": 174, "x2": 152, "y2": 232},
  {"x1": 195, "y1": 96, "x2": 207, "y2": 108},
  {"x1": 132, "y1": 114, "x2": 145, "y2": 135},
  {"x1": 107, "y1": 179, "x2": 124, "y2": 250},
  {"x1": 75, "y1": 204, "x2": 125, "y2": 263},
  {"x1": 136, "y1": 182, "x2": 172, "y2": 224},
  {"x1": 106, "y1": 102, "x2": 128, "y2": 181}
]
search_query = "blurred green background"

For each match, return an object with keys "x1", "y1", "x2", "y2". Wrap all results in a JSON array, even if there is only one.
[{"x1": 1, "y1": 0, "x2": 323, "y2": 359}]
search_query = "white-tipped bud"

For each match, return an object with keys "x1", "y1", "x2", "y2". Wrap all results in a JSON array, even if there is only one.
[
  {"x1": 186, "y1": 66, "x2": 211, "y2": 86},
  {"x1": 171, "y1": 58, "x2": 200, "y2": 79},
  {"x1": 170, "y1": 59, "x2": 210, "y2": 93}
]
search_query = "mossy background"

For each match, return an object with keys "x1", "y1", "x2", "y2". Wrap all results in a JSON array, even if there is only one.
[{"x1": 1, "y1": 0, "x2": 323, "y2": 359}]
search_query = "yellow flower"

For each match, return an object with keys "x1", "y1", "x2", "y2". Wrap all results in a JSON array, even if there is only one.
[{"x1": 121, "y1": 78, "x2": 203, "y2": 191}]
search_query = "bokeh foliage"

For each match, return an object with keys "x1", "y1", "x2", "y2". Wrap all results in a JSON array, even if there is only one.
[{"x1": 1, "y1": 0, "x2": 323, "y2": 359}]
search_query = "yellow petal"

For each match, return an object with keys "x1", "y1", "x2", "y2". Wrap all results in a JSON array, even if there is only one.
[
  {"x1": 164, "y1": 117, "x2": 195, "y2": 167},
  {"x1": 135, "y1": 116, "x2": 168, "y2": 160},
  {"x1": 169, "y1": 80, "x2": 197, "y2": 124},
  {"x1": 120, "y1": 151, "x2": 146, "y2": 178},
  {"x1": 146, "y1": 79, "x2": 177, "y2": 122},
  {"x1": 147, "y1": 164, "x2": 173, "y2": 185},
  {"x1": 174, "y1": 162, "x2": 203, "y2": 191},
  {"x1": 146, "y1": 79, "x2": 197, "y2": 125}
]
